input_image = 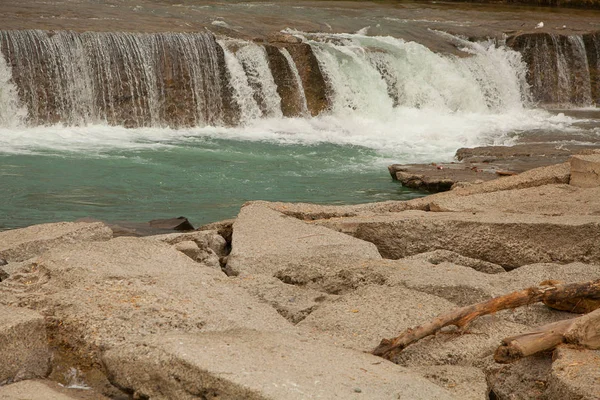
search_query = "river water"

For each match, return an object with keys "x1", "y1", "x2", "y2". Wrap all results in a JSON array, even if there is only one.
[{"x1": 0, "y1": 18, "x2": 598, "y2": 230}]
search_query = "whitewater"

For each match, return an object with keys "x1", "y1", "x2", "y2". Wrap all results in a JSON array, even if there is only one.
[{"x1": 0, "y1": 31, "x2": 592, "y2": 229}]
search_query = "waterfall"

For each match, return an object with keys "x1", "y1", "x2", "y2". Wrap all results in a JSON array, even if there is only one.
[
  {"x1": 306, "y1": 33, "x2": 529, "y2": 116},
  {"x1": 0, "y1": 29, "x2": 597, "y2": 130},
  {"x1": 279, "y1": 48, "x2": 309, "y2": 116},
  {"x1": 221, "y1": 39, "x2": 282, "y2": 119},
  {"x1": 508, "y1": 32, "x2": 595, "y2": 107},
  {"x1": 0, "y1": 51, "x2": 25, "y2": 127},
  {"x1": 0, "y1": 30, "x2": 229, "y2": 127}
]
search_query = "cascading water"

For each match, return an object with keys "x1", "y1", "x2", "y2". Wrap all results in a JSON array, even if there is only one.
[
  {"x1": 0, "y1": 30, "x2": 229, "y2": 127},
  {"x1": 0, "y1": 29, "x2": 593, "y2": 230}
]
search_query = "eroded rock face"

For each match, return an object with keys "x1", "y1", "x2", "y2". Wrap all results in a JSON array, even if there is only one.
[
  {"x1": 103, "y1": 330, "x2": 459, "y2": 400},
  {"x1": 320, "y1": 210, "x2": 600, "y2": 269},
  {"x1": 225, "y1": 203, "x2": 381, "y2": 276},
  {"x1": 0, "y1": 222, "x2": 112, "y2": 262},
  {"x1": 570, "y1": 154, "x2": 600, "y2": 188},
  {"x1": 0, "y1": 306, "x2": 50, "y2": 385}
]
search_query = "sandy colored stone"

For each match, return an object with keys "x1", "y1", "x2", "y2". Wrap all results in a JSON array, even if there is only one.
[
  {"x1": 225, "y1": 203, "x2": 381, "y2": 276},
  {"x1": 548, "y1": 347, "x2": 600, "y2": 400},
  {"x1": 149, "y1": 230, "x2": 227, "y2": 257},
  {"x1": 172, "y1": 240, "x2": 220, "y2": 269},
  {"x1": 320, "y1": 210, "x2": 600, "y2": 269},
  {"x1": 196, "y1": 218, "x2": 235, "y2": 245},
  {"x1": 0, "y1": 237, "x2": 291, "y2": 380},
  {"x1": 413, "y1": 366, "x2": 488, "y2": 400},
  {"x1": 232, "y1": 274, "x2": 333, "y2": 324},
  {"x1": 487, "y1": 354, "x2": 553, "y2": 400},
  {"x1": 430, "y1": 184, "x2": 600, "y2": 215},
  {"x1": 0, "y1": 380, "x2": 109, "y2": 400},
  {"x1": 0, "y1": 222, "x2": 112, "y2": 262},
  {"x1": 392, "y1": 316, "x2": 530, "y2": 367},
  {"x1": 103, "y1": 330, "x2": 458, "y2": 400},
  {"x1": 0, "y1": 306, "x2": 50, "y2": 385},
  {"x1": 298, "y1": 285, "x2": 456, "y2": 351},
  {"x1": 570, "y1": 154, "x2": 600, "y2": 188},
  {"x1": 405, "y1": 250, "x2": 506, "y2": 274}
]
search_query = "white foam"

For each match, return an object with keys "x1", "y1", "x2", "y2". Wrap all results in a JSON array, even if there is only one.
[{"x1": 0, "y1": 108, "x2": 582, "y2": 163}]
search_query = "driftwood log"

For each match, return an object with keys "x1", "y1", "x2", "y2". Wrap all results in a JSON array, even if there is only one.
[
  {"x1": 495, "y1": 307, "x2": 600, "y2": 363},
  {"x1": 372, "y1": 279, "x2": 600, "y2": 360}
]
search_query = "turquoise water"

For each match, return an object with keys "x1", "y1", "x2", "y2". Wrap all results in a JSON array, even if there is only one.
[{"x1": 0, "y1": 136, "x2": 419, "y2": 230}]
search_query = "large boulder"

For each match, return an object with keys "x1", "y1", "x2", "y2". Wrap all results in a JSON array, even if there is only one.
[
  {"x1": 429, "y1": 184, "x2": 600, "y2": 216},
  {"x1": 225, "y1": 203, "x2": 381, "y2": 276},
  {"x1": 103, "y1": 330, "x2": 459, "y2": 400},
  {"x1": 0, "y1": 222, "x2": 112, "y2": 262},
  {"x1": 0, "y1": 305, "x2": 50, "y2": 384},
  {"x1": 0, "y1": 237, "x2": 291, "y2": 393}
]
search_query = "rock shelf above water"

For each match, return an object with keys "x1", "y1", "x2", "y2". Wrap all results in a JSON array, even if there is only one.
[{"x1": 1, "y1": 153, "x2": 600, "y2": 399}]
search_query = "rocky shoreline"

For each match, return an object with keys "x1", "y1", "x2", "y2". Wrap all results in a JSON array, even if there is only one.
[{"x1": 1, "y1": 151, "x2": 599, "y2": 399}]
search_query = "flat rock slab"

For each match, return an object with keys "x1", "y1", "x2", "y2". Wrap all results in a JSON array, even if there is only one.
[
  {"x1": 103, "y1": 330, "x2": 458, "y2": 400},
  {"x1": 430, "y1": 184, "x2": 600, "y2": 215},
  {"x1": 298, "y1": 285, "x2": 456, "y2": 351},
  {"x1": 0, "y1": 380, "x2": 109, "y2": 400},
  {"x1": 388, "y1": 163, "x2": 498, "y2": 192},
  {"x1": 0, "y1": 222, "x2": 112, "y2": 262},
  {"x1": 226, "y1": 203, "x2": 381, "y2": 276},
  {"x1": 548, "y1": 347, "x2": 600, "y2": 400},
  {"x1": 0, "y1": 237, "x2": 290, "y2": 381},
  {"x1": 320, "y1": 210, "x2": 600, "y2": 269},
  {"x1": 0, "y1": 305, "x2": 50, "y2": 384}
]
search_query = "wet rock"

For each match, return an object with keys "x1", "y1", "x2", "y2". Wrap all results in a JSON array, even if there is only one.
[
  {"x1": 429, "y1": 184, "x2": 600, "y2": 215},
  {"x1": 413, "y1": 366, "x2": 488, "y2": 400},
  {"x1": 102, "y1": 330, "x2": 458, "y2": 400},
  {"x1": 405, "y1": 250, "x2": 506, "y2": 274},
  {"x1": 225, "y1": 203, "x2": 381, "y2": 276},
  {"x1": 547, "y1": 347, "x2": 600, "y2": 400},
  {"x1": 0, "y1": 222, "x2": 112, "y2": 263},
  {"x1": 487, "y1": 354, "x2": 552, "y2": 400},
  {"x1": 265, "y1": 44, "x2": 305, "y2": 117},
  {"x1": 570, "y1": 154, "x2": 600, "y2": 188},
  {"x1": 148, "y1": 216, "x2": 194, "y2": 231},
  {"x1": 0, "y1": 305, "x2": 50, "y2": 384},
  {"x1": 267, "y1": 32, "x2": 302, "y2": 44},
  {"x1": 320, "y1": 210, "x2": 600, "y2": 269},
  {"x1": 0, "y1": 380, "x2": 110, "y2": 399},
  {"x1": 283, "y1": 43, "x2": 329, "y2": 116},
  {"x1": 388, "y1": 163, "x2": 497, "y2": 192}
]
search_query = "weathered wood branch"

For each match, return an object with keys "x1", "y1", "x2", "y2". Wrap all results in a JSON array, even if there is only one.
[
  {"x1": 372, "y1": 279, "x2": 600, "y2": 360},
  {"x1": 495, "y1": 307, "x2": 600, "y2": 363}
]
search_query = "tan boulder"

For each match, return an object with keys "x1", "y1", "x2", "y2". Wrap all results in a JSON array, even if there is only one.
[
  {"x1": 103, "y1": 330, "x2": 459, "y2": 400},
  {"x1": 0, "y1": 380, "x2": 109, "y2": 400},
  {"x1": 225, "y1": 203, "x2": 381, "y2": 276}
]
